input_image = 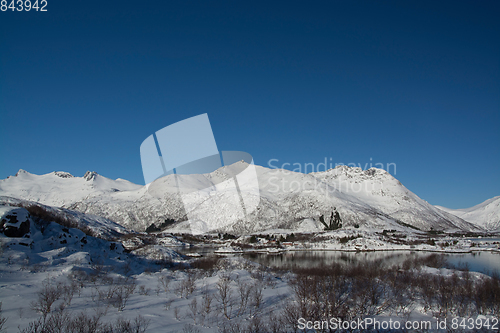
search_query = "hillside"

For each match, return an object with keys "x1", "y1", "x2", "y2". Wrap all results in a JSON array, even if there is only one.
[
  {"x1": 0, "y1": 164, "x2": 483, "y2": 234},
  {"x1": 436, "y1": 196, "x2": 500, "y2": 232}
]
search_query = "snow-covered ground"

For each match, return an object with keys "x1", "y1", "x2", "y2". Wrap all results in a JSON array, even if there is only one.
[{"x1": 1, "y1": 204, "x2": 499, "y2": 332}]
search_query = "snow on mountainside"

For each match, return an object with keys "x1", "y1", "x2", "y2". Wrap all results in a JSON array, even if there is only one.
[
  {"x1": 0, "y1": 169, "x2": 142, "y2": 207},
  {"x1": 0, "y1": 164, "x2": 483, "y2": 234},
  {"x1": 311, "y1": 166, "x2": 478, "y2": 232},
  {"x1": 436, "y1": 196, "x2": 500, "y2": 232},
  {"x1": 0, "y1": 196, "x2": 134, "y2": 239}
]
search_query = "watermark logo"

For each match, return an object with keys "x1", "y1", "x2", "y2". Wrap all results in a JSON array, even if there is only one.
[{"x1": 140, "y1": 114, "x2": 260, "y2": 234}]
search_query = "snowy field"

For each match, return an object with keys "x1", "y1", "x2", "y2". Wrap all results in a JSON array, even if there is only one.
[{"x1": 1, "y1": 207, "x2": 499, "y2": 332}]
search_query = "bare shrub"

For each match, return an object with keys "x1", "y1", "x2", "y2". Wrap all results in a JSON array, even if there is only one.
[
  {"x1": 190, "y1": 256, "x2": 219, "y2": 273},
  {"x1": 110, "y1": 277, "x2": 137, "y2": 311},
  {"x1": 266, "y1": 308, "x2": 285, "y2": 333},
  {"x1": 245, "y1": 316, "x2": 265, "y2": 333},
  {"x1": 0, "y1": 303, "x2": 7, "y2": 333},
  {"x1": 216, "y1": 274, "x2": 233, "y2": 319},
  {"x1": 157, "y1": 274, "x2": 172, "y2": 295},
  {"x1": 182, "y1": 323, "x2": 200, "y2": 333},
  {"x1": 251, "y1": 281, "x2": 263, "y2": 313},
  {"x1": 174, "y1": 306, "x2": 181, "y2": 321},
  {"x1": 176, "y1": 272, "x2": 196, "y2": 298},
  {"x1": 19, "y1": 317, "x2": 44, "y2": 333},
  {"x1": 30, "y1": 278, "x2": 63, "y2": 318},
  {"x1": 63, "y1": 311, "x2": 98, "y2": 333},
  {"x1": 165, "y1": 297, "x2": 174, "y2": 311},
  {"x1": 200, "y1": 285, "x2": 213, "y2": 324},
  {"x1": 96, "y1": 277, "x2": 136, "y2": 311},
  {"x1": 236, "y1": 279, "x2": 252, "y2": 316},
  {"x1": 218, "y1": 319, "x2": 242, "y2": 333},
  {"x1": 113, "y1": 315, "x2": 150, "y2": 333},
  {"x1": 61, "y1": 280, "x2": 80, "y2": 308},
  {"x1": 68, "y1": 270, "x2": 89, "y2": 291},
  {"x1": 188, "y1": 297, "x2": 198, "y2": 324},
  {"x1": 20, "y1": 311, "x2": 148, "y2": 333},
  {"x1": 138, "y1": 285, "x2": 150, "y2": 296}
]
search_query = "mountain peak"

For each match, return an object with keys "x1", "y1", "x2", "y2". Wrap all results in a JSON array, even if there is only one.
[
  {"x1": 53, "y1": 171, "x2": 74, "y2": 178},
  {"x1": 83, "y1": 171, "x2": 98, "y2": 181},
  {"x1": 15, "y1": 169, "x2": 29, "y2": 177}
]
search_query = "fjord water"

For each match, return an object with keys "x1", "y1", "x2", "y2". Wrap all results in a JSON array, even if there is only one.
[
  {"x1": 242, "y1": 250, "x2": 500, "y2": 276},
  {"x1": 179, "y1": 246, "x2": 500, "y2": 276}
]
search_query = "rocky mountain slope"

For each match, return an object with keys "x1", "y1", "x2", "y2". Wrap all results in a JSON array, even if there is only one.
[
  {"x1": 436, "y1": 196, "x2": 500, "y2": 232},
  {"x1": 0, "y1": 164, "x2": 484, "y2": 234}
]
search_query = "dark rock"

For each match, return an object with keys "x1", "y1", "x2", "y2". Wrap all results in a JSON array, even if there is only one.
[{"x1": 0, "y1": 208, "x2": 31, "y2": 238}]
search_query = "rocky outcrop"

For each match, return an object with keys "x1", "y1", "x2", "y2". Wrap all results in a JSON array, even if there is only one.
[{"x1": 0, "y1": 207, "x2": 31, "y2": 237}]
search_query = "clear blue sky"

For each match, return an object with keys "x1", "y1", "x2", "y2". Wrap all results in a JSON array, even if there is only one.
[{"x1": 1, "y1": 0, "x2": 498, "y2": 209}]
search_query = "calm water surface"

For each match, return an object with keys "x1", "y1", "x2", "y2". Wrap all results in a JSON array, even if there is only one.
[{"x1": 179, "y1": 247, "x2": 500, "y2": 276}]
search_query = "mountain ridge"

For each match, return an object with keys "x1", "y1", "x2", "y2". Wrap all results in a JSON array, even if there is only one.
[
  {"x1": 0, "y1": 164, "x2": 487, "y2": 234},
  {"x1": 436, "y1": 196, "x2": 500, "y2": 232}
]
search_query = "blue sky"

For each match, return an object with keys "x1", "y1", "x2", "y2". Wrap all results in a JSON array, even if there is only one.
[{"x1": 1, "y1": 0, "x2": 498, "y2": 209}]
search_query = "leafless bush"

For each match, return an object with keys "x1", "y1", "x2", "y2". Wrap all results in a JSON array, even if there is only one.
[
  {"x1": 19, "y1": 317, "x2": 45, "y2": 333},
  {"x1": 68, "y1": 270, "x2": 90, "y2": 291},
  {"x1": 251, "y1": 281, "x2": 263, "y2": 313},
  {"x1": 165, "y1": 297, "x2": 174, "y2": 311},
  {"x1": 176, "y1": 272, "x2": 196, "y2": 298},
  {"x1": 95, "y1": 277, "x2": 136, "y2": 311},
  {"x1": 174, "y1": 306, "x2": 181, "y2": 321},
  {"x1": 182, "y1": 323, "x2": 200, "y2": 333},
  {"x1": 110, "y1": 278, "x2": 137, "y2": 311},
  {"x1": 266, "y1": 308, "x2": 285, "y2": 333},
  {"x1": 88, "y1": 260, "x2": 112, "y2": 285},
  {"x1": 216, "y1": 274, "x2": 233, "y2": 319},
  {"x1": 20, "y1": 311, "x2": 149, "y2": 333},
  {"x1": 188, "y1": 297, "x2": 198, "y2": 324},
  {"x1": 138, "y1": 285, "x2": 151, "y2": 296},
  {"x1": 235, "y1": 278, "x2": 252, "y2": 316},
  {"x1": 474, "y1": 272, "x2": 500, "y2": 315},
  {"x1": 113, "y1": 315, "x2": 150, "y2": 333},
  {"x1": 0, "y1": 303, "x2": 7, "y2": 333},
  {"x1": 156, "y1": 274, "x2": 172, "y2": 295},
  {"x1": 218, "y1": 319, "x2": 242, "y2": 333},
  {"x1": 200, "y1": 284, "x2": 213, "y2": 324},
  {"x1": 30, "y1": 278, "x2": 63, "y2": 318},
  {"x1": 190, "y1": 256, "x2": 220, "y2": 273},
  {"x1": 245, "y1": 316, "x2": 265, "y2": 333}
]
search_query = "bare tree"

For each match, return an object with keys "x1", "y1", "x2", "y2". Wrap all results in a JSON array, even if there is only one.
[
  {"x1": 188, "y1": 297, "x2": 198, "y2": 324},
  {"x1": 111, "y1": 277, "x2": 137, "y2": 311},
  {"x1": 251, "y1": 280, "x2": 264, "y2": 312},
  {"x1": 216, "y1": 274, "x2": 233, "y2": 319},
  {"x1": 0, "y1": 303, "x2": 7, "y2": 333},
  {"x1": 236, "y1": 279, "x2": 252, "y2": 316},
  {"x1": 174, "y1": 306, "x2": 181, "y2": 321},
  {"x1": 200, "y1": 284, "x2": 213, "y2": 325},
  {"x1": 182, "y1": 323, "x2": 201, "y2": 333},
  {"x1": 266, "y1": 308, "x2": 285, "y2": 333},
  {"x1": 30, "y1": 278, "x2": 63, "y2": 319},
  {"x1": 157, "y1": 274, "x2": 171, "y2": 295},
  {"x1": 114, "y1": 315, "x2": 150, "y2": 333},
  {"x1": 165, "y1": 297, "x2": 174, "y2": 311}
]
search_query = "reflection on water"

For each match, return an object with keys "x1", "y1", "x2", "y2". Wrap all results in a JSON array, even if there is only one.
[
  {"x1": 243, "y1": 251, "x2": 418, "y2": 270},
  {"x1": 447, "y1": 251, "x2": 500, "y2": 275},
  {"x1": 178, "y1": 247, "x2": 500, "y2": 276},
  {"x1": 243, "y1": 251, "x2": 500, "y2": 276}
]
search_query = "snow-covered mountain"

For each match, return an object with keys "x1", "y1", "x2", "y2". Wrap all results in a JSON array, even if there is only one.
[
  {"x1": 0, "y1": 169, "x2": 142, "y2": 207},
  {"x1": 311, "y1": 166, "x2": 478, "y2": 232},
  {"x1": 0, "y1": 164, "x2": 483, "y2": 234},
  {"x1": 436, "y1": 196, "x2": 500, "y2": 232}
]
